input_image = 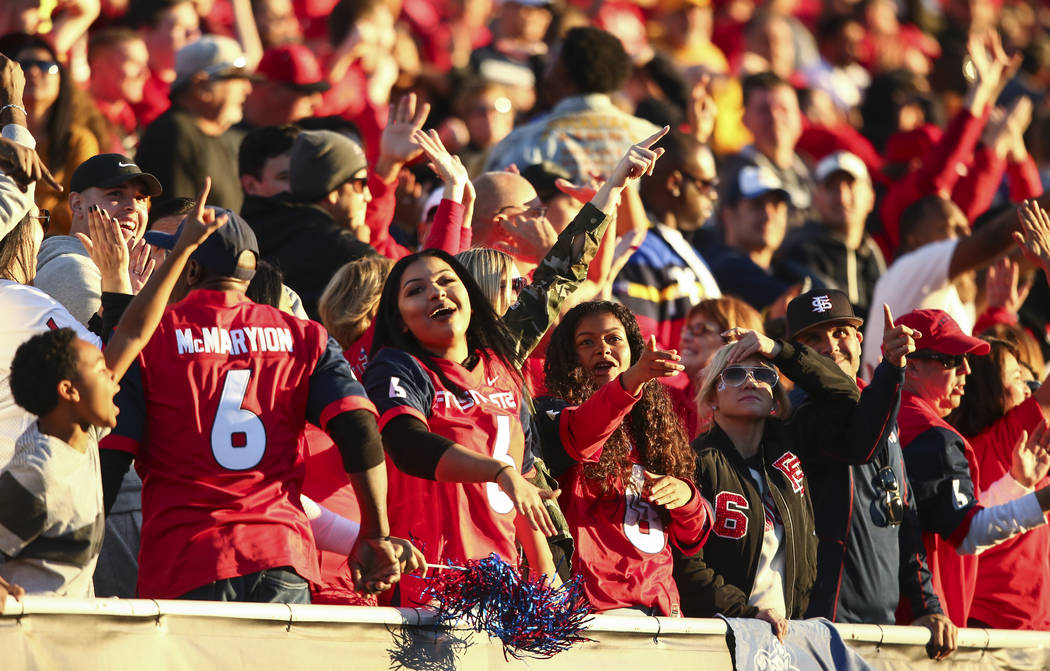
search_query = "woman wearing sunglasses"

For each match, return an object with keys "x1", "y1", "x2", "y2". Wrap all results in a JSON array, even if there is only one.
[
  {"x1": 0, "y1": 33, "x2": 99, "y2": 236},
  {"x1": 676, "y1": 327, "x2": 900, "y2": 639}
]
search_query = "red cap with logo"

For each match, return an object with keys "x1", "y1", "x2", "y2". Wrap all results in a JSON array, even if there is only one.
[
  {"x1": 896, "y1": 309, "x2": 991, "y2": 356},
  {"x1": 255, "y1": 44, "x2": 330, "y2": 93}
]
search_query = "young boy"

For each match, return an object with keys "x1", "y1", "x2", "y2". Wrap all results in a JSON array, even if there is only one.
[{"x1": 0, "y1": 180, "x2": 226, "y2": 597}]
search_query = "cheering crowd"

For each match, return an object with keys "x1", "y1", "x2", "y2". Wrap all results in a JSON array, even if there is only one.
[{"x1": 1, "y1": 0, "x2": 1050, "y2": 660}]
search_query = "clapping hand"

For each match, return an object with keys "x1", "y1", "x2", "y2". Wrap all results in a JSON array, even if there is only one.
[
  {"x1": 76, "y1": 204, "x2": 133, "y2": 294},
  {"x1": 1016, "y1": 199, "x2": 1050, "y2": 271},
  {"x1": 1010, "y1": 421, "x2": 1050, "y2": 489}
]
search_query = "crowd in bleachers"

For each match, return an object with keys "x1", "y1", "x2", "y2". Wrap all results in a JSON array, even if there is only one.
[{"x1": 1, "y1": 0, "x2": 1050, "y2": 660}]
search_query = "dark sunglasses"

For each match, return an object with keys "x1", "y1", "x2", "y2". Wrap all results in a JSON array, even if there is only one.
[
  {"x1": 720, "y1": 365, "x2": 779, "y2": 388},
  {"x1": 908, "y1": 352, "x2": 966, "y2": 370},
  {"x1": 510, "y1": 276, "x2": 527, "y2": 293},
  {"x1": 870, "y1": 465, "x2": 904, "y2": 527},
  {"x1": 681, "y1": 170, "x2": 719, "y2": 193},
  {"x1": 32, "y1": 209, "x2": 50, "y2": 234},
  {"x1": 683, "y1": 321, "x2": 725, "y2": 339},
  {"x1": 18, "y1": 59, "x2": 60, "y2": 75}
]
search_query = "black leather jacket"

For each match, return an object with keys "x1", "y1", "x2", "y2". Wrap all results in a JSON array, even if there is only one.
[{"x1": 674, "y1": 341, "x2": 898, "y2": 619}]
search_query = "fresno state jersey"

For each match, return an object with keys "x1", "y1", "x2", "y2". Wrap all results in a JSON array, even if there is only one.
[
  {"x1": 364, "y1": 347, "x2": 531, "y2": 604},
  {"x1": 100, "y1": 290, "x2": 376, "y2": 599},
  {"x1": 344, "y1": 324, "x2": 374, "y2": 380},
  {"x1": 535, "y1": 381, "x2": 711, "y2": 617}
]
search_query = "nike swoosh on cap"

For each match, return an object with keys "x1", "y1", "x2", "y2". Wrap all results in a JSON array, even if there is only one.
[{"x1": 118, "y1": 162, "x2": 137, "y2": 168}]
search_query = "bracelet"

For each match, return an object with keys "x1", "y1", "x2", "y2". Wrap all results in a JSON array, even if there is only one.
[
  {"x1": 493, "y1": 463, "x2": 514, "y2": 482},
  {"x1": 0, "y1": 103, "x2": 27, "y2": 117}
]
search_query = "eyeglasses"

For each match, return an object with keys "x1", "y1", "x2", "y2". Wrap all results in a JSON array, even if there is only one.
[
  {"x1": 870, "y1": 465, "x2": 904, "y2": 527},
  {"x1": 908, "y1": 352, "x2": 966, "y2": 370},
  {"x1": 32, "y1": 209, "x2": 50, "y2": 234},
  {"x1": 719, "y1": 365, "x2": 779, "y2": 388},
  {"x1": 497, "y1": 204, "x2": 547, "y2": 220},
  {"x1": 511, "y1": 276, "x2": 527, "y2": 293},
  {"x1": 18, "y1": 59, "x2": 60, "y2": 76},
  {"x1": 683, "y1": 321, "x2": 724, "y2": 339},
  {"x1": 681, "y1": 170, "x2": 719, "y2": 194}
]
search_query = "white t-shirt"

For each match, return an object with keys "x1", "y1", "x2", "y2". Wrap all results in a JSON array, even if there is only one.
[
  {"x1": 747, "y1": 466, "x2": 787, "y2": 617},
  {"x1": 861, "y1": 239, "x2": 975, "y2": 371},
  {"x1": 0, "y1": 280, "x2": 101, "y2": 466}
]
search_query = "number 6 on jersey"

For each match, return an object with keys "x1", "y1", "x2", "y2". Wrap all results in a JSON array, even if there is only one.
[{"x1": 211, "y1": 369, "x2": 267, "y2": 470}]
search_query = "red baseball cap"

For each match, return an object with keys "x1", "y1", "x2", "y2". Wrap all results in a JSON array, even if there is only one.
[
  {"x1": 255, "y1": 44, "x2": 330, "y2": 93},
  {"x1": 896, "y1": 309, "x2": 991, "y2": 356}
]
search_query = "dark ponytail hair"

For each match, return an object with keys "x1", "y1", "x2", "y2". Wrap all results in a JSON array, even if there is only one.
[{"x1": 371, "y1": 248, "x2": 522, "y2": 395}]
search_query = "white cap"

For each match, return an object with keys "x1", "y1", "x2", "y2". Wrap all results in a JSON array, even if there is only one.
[
  {"x1": 730, "y1": 164, "x2": 791, "y2": 204},
  {"x1": 815, "y1": 151, "x2": 869, "y2": 184}
]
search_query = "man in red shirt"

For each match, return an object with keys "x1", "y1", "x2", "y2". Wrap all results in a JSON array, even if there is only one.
[
  {"x1": 897, "y1": 308, "x2": 1050, "y2": 626},
  {"x1": 100, "y1": 206, "x2": 406, "y2": 601}
]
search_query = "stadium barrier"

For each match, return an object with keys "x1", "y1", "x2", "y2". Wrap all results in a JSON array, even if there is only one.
[{"x1": 2, "y1": 596, "x2": 1049, "y2": 670}]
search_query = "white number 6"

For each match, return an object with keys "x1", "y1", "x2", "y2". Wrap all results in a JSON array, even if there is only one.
[
  {"x1": 211, "y1": 370, "x2": 266, "y2": 470},
  {"x1": 485, "y1": 415, "x2": 515, "y2": 514}
]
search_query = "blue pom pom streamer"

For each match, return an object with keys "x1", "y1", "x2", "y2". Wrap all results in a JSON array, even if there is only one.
[{"x1": 420, "y1": 554, "x2": 593, "y2": 660}]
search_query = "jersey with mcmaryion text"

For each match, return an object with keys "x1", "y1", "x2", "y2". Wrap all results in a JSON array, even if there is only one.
[
  {"x1": 101, "y1": 290, "x2": 376, "y2": 599},
  {"x1": 364, "y1": 347, "x2": 532, "y2": 604}
]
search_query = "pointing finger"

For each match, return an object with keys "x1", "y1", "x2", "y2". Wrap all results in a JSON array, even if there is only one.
[
  {"x1": 883, "y1": 303, "x2": 895, "y2": 332},
  {"x1": 195, "y1": 177, "x2": 213, "y2": 218},
  {"x1": 638, "y1": 125, "x2": 670, "y2": 149}
]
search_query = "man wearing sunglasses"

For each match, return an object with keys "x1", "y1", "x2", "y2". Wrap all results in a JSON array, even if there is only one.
[
  {"x1": 240, "y1": 128, "x2": 374, "y2": 320},
  {"x1": 896, "y1": 308, "x2": 1050, "y2": 629},
  {"x1": 613, "y1": 130, "x2": 721, "y2": 350},
  {"x1": 785, "y1": 290, "x2": 956, "y2": 659}
]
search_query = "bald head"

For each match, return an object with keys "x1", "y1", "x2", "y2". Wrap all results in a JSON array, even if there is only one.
[{"x1": 471, "y1": 172, "x2": 543, "y2": 248}]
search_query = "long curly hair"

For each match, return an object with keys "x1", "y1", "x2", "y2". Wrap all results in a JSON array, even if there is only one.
[{"x1": 544, "y1": 301, "x2": 696, "y2": 494}]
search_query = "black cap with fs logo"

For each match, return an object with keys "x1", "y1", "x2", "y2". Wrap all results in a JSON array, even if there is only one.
[{"x1": 786, "y1": 289, "x2": 864, "y2": 340}]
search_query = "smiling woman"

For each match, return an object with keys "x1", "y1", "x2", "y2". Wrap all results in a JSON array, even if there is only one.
[{"x1": 363, "y1": 249, "x2": 559, "y2": 606}]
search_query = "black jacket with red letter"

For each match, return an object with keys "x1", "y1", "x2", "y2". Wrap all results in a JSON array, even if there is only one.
[{"x1": 674, "y1": 341, "x2": 898, "y2": 619}]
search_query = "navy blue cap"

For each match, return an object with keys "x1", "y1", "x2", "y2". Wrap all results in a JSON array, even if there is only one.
[{"x1": 144, "y1": 207, "x2": 259, "y2": 281}]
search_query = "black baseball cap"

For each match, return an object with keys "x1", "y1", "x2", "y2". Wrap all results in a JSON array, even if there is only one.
[
  {"x1": 143, "y1": 207, "x2": 259, "y2": 281},
  {"x1": 786, "y1": 289, "x2": 864, "y2": 340},
  {"x1": 70, "y1": 154, "x2": 163, "y2": 197}
]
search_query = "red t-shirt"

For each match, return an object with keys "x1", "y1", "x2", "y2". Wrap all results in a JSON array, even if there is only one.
[
  {"x1": 101, "y1": 290, "x2": 376, "y2": 598},
  {"x1": 969, "y1": 397, "x2": 1050, "y2": 629},
  {"x1": 363, "y1": 348, "x2": 533, "y2": 605},
  {"x1": 131, "y1": 70, "x2": 171, "y2": 129},
  {"x1": 538, "y1": 379, "x2": 711, "y2": 616}
]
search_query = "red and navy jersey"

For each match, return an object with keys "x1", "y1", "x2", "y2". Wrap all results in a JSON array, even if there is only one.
[
  {"x1": 100, "y1": 290, "x2": 376, "y2": 599},
  {"x1": 897, "y1": 391, "x2": 981, "y2": 626},
  {"x1": 344, "y1": 324, "x2": 374, "y2": 381},
  {"x1": 363, "y1": 347, "x2": 532, "y2": 602},
  {"x1": 535, "y1": 379, "x2": 711, "y2": 617}
]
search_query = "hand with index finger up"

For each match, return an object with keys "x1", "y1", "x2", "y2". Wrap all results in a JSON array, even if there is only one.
[{"x1": 881, "y1": 304, "x2": 921, "y2": 369}]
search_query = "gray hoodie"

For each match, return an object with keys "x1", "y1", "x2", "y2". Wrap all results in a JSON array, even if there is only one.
[{"x1": 34, "y1": 235, "x2": 101, "y2": 326}]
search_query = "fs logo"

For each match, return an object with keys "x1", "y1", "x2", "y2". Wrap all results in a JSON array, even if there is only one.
[
  {"x1": 772, "y1": 452, "x2": 805, "y2": 494},
  {"x1": 811, "y1": 294, "x2": 833, "y2": 313}
]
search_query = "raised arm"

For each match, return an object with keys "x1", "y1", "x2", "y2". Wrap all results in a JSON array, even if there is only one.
[{"x1": 97, "y1": 179, "x2": 225, "y2": 380}]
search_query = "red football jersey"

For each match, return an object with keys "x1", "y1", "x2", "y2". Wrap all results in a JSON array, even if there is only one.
[
  {"x1": 101, "y1": 290, "x2": 376, "y2": 599},
  {"x1": 536, "y1": 379, "x2": 712, "y2": 616},
  {"x1": 344, "y1": 324, "x2": 374, "y2": 381},
  {"x1": 364, "y1": 348, "x2": 531, "y2": 606}
]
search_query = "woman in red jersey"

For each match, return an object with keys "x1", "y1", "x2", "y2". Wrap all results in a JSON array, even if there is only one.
[{"x1": 535, "y1": 301, "x2": 712, "y2": 616}]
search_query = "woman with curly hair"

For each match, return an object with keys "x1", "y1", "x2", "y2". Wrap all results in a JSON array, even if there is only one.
[{"x1": 536, "y1": 301, "x2": 712, "y2": 616}]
